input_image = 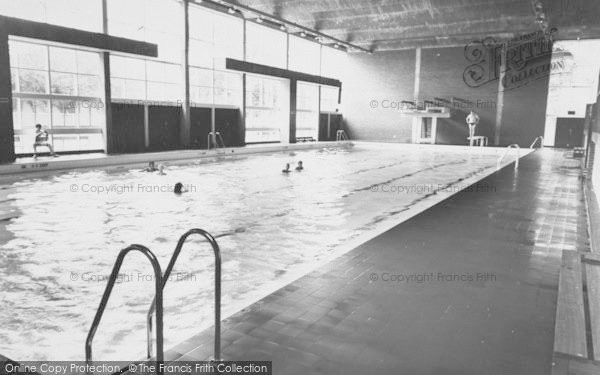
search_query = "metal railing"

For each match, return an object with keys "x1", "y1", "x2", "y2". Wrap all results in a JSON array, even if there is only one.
[
  {"x1": 207, "y1": 132, "x2": 225, "y2": 150},
  {"x1": 530, "y1": 136, "x2": 544, "y2": 149},
  {"x1": 497, "y1": 144, "x2": 521, "y2": 170},
  {"x1": 86, "y1": 245, "x2": 164, "y2": 371},
  {"x1": 336, "y1": 130, "x2": 348, "y2": 141},
  {"x1": 146, "y1": 229, "x2": 222, "y2": 361}
]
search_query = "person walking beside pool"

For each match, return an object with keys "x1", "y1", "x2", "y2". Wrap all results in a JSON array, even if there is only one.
[
  {"x1": 466, "y1": 111, "x2": 480, "y2": 147},
  {"x1": 33, "y1": 124, "x2": 58, "y2": 159}
]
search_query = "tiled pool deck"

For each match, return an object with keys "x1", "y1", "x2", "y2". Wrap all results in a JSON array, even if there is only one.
[{"x1": 159, "y1": 148, "x2": 592, "y2": 375}]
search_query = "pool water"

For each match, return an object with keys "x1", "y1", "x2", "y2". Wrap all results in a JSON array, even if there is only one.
[{"x1": 0, "y1": 143, "x2": 521, "y2": 361}]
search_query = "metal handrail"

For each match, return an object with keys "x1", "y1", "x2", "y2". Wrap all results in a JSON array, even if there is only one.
[
  {"x1": 336, "y1": 130, "x2": 348, "y2": 141},
  {"x1": 207, "y1": 132, "x2": 225, "y2": 150},
  {"x1": 146, "y1": 229, "x2": 222, "y2": 361},
  {"x1": 530, "y1": 136, "x2": 544, "y2": 149},
  {"x1": 497, "y1": 144, "x2": 521, "y2": 170},
  {"x1": 86, "y1": 245, "x2": 164, "y2": 371}
]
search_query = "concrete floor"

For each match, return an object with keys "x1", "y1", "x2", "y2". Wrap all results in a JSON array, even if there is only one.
[{"x1": 162, "y1": 148, "x2": 590, "y2": 375}]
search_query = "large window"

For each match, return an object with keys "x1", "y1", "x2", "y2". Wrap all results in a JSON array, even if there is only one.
[
  {"x1": 296, "y1": 82, "x2": 319, "y2": 139},
  {"x1": 10, "y1": 40, "x2": 105, "y2": 154},
  {"x1": 246, "y1": 22, "x2": 287, "y2": 69},
  {"x1": 110, "y1": 56, "x2": 182, "y2": 102},
  {"x1": 246, "y1": 75, "x2": 290, "y2": 143},
  {"x1": 107, "y1": 0, "x2": 184, "y2": 64},
  {"x1": 189, "y1": 68, "x2": 242, "y2": 107},
  {"x1": 188, "y1": 5, "x2": 243, "y2": 107},
  {"x1": 320, "y1": 85, "x2": 340, "y2": 113},
  {"x1": 0, "y1": 0, "x2": 103, "y2": 32},
  {"x1": 321, "y1": 47, "x2": 347, "y2": 80},
  {"x1": 189, "y1": 5, "x2": 243, "y2": 70},
  {"x1": 289, "y1": 36, "x2": 321, "y2": 75}
]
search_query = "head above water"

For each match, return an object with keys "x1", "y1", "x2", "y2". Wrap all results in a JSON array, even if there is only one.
[
  {"x1": 35, "y1": 124, "x2": 42, "y2": 130},
  {"x1": 174, "y1": 182, "x2": 184, "y2": 194},
  {"x1": 148, "y1": 161, "x2": 155, "y2": 168}
]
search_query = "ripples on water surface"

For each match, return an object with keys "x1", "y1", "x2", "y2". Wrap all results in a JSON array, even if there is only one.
[{"x1": 0, "y1": 144, "x2": 504, "y2": 360}]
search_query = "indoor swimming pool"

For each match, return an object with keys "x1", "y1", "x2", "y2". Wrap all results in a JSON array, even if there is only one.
[{"x1": 0, "y1": 143, "x2": 526, "y2": 361}]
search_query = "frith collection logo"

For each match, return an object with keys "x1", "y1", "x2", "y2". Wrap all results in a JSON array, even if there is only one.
[{"x1": 463, "y1": 29, "x2": 572, "y2": 91}]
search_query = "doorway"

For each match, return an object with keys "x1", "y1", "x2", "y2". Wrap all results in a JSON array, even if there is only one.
[{"x1": 555, "y1": 118, "x2": 584, "y2": 148}]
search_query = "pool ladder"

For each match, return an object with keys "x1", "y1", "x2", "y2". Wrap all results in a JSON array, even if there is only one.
[
  {"x1": 85, "y1": 229, "x2": 222, "y2": 373},
  {"x1": 336, "y1": 130, "x2": 348, "y2": 141},
  {"x1": 207, "y1": 132, "x2": 226, "y2": 151},
  {"x1": 497, "y1": 144, "x2": 520, "y2": 170},
  {"x1": 530, "y1": 136, "x2": 544, "y2": 149}
]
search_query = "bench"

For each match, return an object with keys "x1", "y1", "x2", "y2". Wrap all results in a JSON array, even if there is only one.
[{"x1": 552, "y1": 250, "x2": 600, "y2": 374}]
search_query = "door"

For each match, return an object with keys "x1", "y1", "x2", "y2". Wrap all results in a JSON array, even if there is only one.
[
  {"x1": 148, "y1": 105, "x2": 181, "y2": 151},
  {"x1": 215, "y1": 108, "x2": 241, "y2": 147},
  {"x1": 190, "y1": 107, "x2": 211, "y2": 149},
  {"x1": 110, "y1": 102, "x2": 145, "y2": 154},
  {"x1": 555, "y1": 118, "x2": 584, "y2": 148}
]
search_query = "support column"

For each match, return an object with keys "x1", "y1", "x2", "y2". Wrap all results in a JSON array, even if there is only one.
[
  {"x1": 0, "y1": 32, "x2": 15, "y2": 163},
  {"x1": 103, "y1": 52, "x2": 114, "y2": 153},
  {"x1": 411, "y1": 47, "x2": 422, "y2": 144},
  {"x1": 180, "y1": 0, "x2": 191, "y2": 148},
  {"x1": 102, "y1": 0, "x2": 115, "y2": 154},
  {"x1": 494, "y1": 44, "x2": 506, "y2": 146},
  {"x1": 289, "y1": 78, "x2": 297, "y2": 144}
]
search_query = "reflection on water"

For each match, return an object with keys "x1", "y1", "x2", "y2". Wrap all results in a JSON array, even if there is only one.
[{"x1": 0, "y1": 144, "x2": 502, "y2": 360}]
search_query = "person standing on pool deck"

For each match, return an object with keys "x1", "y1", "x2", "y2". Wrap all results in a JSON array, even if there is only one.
[
  {"x1": 466, "y1": 111, "x2": 480, "y2": 147},
  {"x1": 33, "y1": 124, "x2": 58, "y2": 159}
]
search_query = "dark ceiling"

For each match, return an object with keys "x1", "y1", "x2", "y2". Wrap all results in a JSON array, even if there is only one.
[{"x1": 234, "y1": 0, "x2": 600, "y2": 51}]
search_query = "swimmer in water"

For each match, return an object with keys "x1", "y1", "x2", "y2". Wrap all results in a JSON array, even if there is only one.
[
  {"x1": 157, "y1": 164, "x2": 166, "y2": 175},
  {"x1": 282, "y1": 163, "x2": 291, "y2": 174},
  {"x1": 143, "y1": 161, "x2": 158, "y2": 172},
  {"x1": 295, "y1": 161, "x2": 304, "y2": 171},
  {"x1": 174, "y1": 182, "x2": 187, "y2": 194}
]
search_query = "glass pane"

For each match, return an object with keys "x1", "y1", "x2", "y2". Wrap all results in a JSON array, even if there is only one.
[
  {"x1": 111, "y1": 78, "x2": 125, "y2": 98},
  {"x1": 78, "y1": 134, "x2": 103, "y2": 150},
  {"x1": 289, "y1": 36, "x2": 321, "y2": 75},
  {"x1": 190, "y1": 68, "x2": 213, "y2": 87},
  {"x1": 50, "y1": 72, "x2": 76, "y2": 95},
  {"x1": 11, "y1": 68, "x2": 18, "y2": 92},
  {"x1": 12, "y1": 42, "x2": 48, "y2": 70},
  {"x1": 190, "y1": 86, "x2": 213, "y2": 105},
  {"x1": 321, "y1": 47, "x2": 347, "y2": 79},
  {"x1": 189, "y1": 5, "x2": 214, "y2": 42},
  {"x1": 110, "y1": 55, "x2": 145, "y2": 80},
  {"x1": 78, "y1": 75, "x2": 101, "y2": 97},
  {"x1": 189, "y1": 39, "x2": 214, "y2": 69},
  {"x1": 12, "y1": 98, "x2": 20, "y2": 130},
  {"x1": 320, "y1": 85, "x2": 340, "y2": 112},
  {"x1": 77, "y1": 51, "x2": 101, "y2": 75},
  {"x1": 21, "y1": 99, "x2": 50, "y2": 129},
  {"x1": 52, "y1": 100, "x2": 78, "y2": 127},
  {"x1": 90, "y1": 104, "x2": 104, "y2": 126},
  {"x1": 146, "y1": 61, "x2": 166, "y2": 82},
  {"x1": 297, "y1": 82, "x2": 319, "y2": 111},
  {"x1": 125, "y1": 79, "x2": 146, "y2": 100},
  {"x1": 79, "y1": 104, "x2": 91, "y2": 127},
  {"x1": 49, "y1": 47, "x2": 77, "y2": 73},
  {"x1": 52, "y1": 135, "x2": 79, "y2": 152},
  {"x1": 246, "y1": 23, "x2": 287, "y2": 68},
  {"x1": 19, "y1": 69, "x2": 48, "y2": 94},
  {"x1": 146, "y1": 82, "x2": 165, "y2": 101}
]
